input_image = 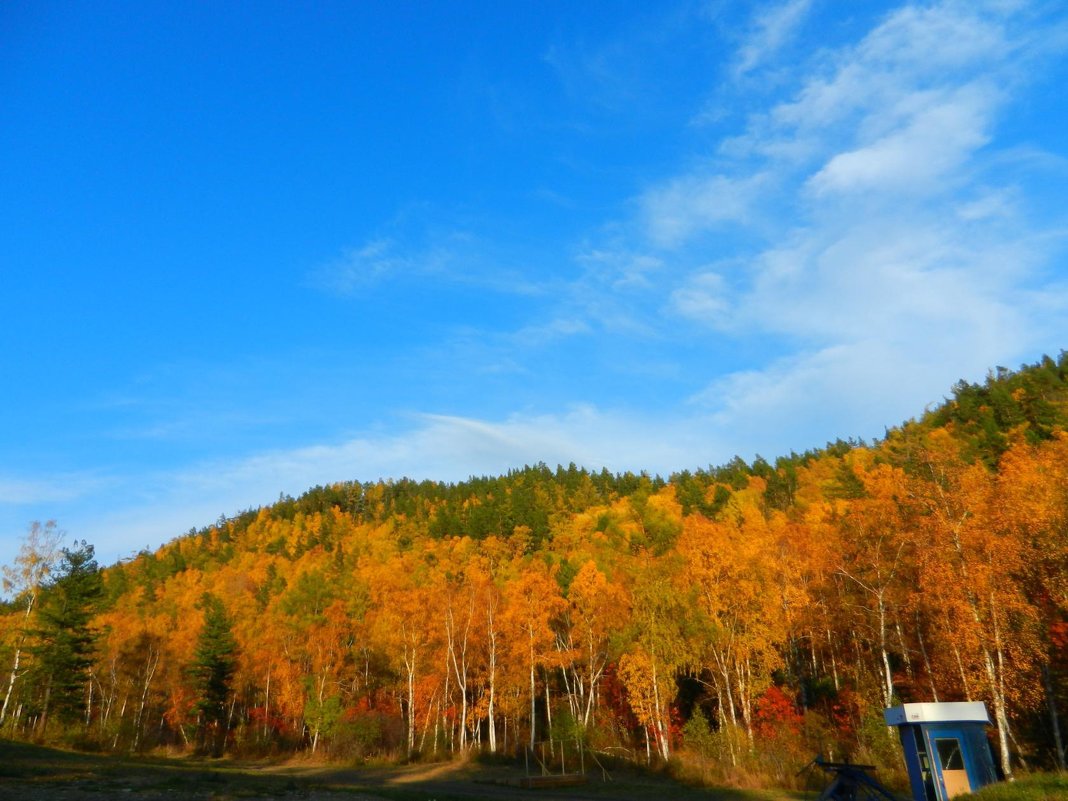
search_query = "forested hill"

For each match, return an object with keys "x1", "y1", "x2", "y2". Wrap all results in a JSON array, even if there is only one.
[
  {"x1": 123, "y1": 352, "x2": 1068, "y2": 571},
  {"x1": 3, "y1": 354, "x2": 1068, "y2": 784}
]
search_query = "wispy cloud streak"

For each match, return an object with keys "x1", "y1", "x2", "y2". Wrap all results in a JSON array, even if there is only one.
[
  {"x1": 609, "y1": 1, "x2": 1067, "y2": 456},
  {"x1": 734, "y1": 0, "x2": 814, "y2": 77}
]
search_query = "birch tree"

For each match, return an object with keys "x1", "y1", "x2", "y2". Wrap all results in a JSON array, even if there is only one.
[{"x1": 1, "y1": 521, "x2": 63, "y2": 726}]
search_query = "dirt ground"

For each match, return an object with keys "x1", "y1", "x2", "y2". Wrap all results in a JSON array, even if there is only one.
[{"x1": 0, "y1": 740, "x2": 807, "y2": 801}]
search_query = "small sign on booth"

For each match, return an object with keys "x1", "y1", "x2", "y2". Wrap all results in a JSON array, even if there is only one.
[{"x1": 884, "y1": 702, "x2": 998, "y2": 801}]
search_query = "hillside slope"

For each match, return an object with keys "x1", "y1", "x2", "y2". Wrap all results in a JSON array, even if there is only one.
[{"x1": 3, "y1": 353, "x2": 1067, "y2": 785}]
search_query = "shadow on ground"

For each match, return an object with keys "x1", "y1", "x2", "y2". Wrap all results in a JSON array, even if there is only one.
[{"x1": 0, "y1": 739, "x2": 809, "y2": 801}]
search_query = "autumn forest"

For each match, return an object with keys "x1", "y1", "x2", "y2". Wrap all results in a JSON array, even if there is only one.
[{"x1": 3, "y1": 356, "x2": 1068, "y2": 787}]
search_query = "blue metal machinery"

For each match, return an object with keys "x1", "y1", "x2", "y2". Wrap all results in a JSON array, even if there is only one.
[
  {"x1": 884, "y1": 702, "x2": 998, "y2": 801},
  {"x1": 799, "y1": 756, "x2": 899, "y2": 801}
]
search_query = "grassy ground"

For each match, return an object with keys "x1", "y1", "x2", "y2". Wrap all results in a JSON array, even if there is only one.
[
  {"x1": 0, "y1": 740, "x2": 812, "y2": 801},
  {"x1": 959, "y1": 772, "x2": 1068, "y2": 801}
]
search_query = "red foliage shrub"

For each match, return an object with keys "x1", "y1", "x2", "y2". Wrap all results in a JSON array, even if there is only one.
[{"x1": 753, "y1": 685, "x2": 803, "y2": 739}]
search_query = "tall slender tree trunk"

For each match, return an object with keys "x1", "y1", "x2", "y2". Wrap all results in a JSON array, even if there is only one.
[
  {"x1": 418, "y1": 689, "x2": 437, "y2": 753},
  {"x1": 487, "y1": 657, "x2": 497, "y2": 753},
  {"x1": 223, "y1": 696, "x2": 236, "y2": 756},
  {"x1": 895, "y1": 614, "x2": 914, "y2": 679},
  {"x1": 487, "y1": 605, "x2": 498, "y2": 753},
  {"x1": 715, "y1": 684, "x2": 737, "y2": 767},
  {"x1": 101, "y1": 664, "x2": 115, "y2": 733},
  {"x1": 442, "y1": 657, "x2": 452, "y2": 752},
  {"x1": 982, "y1": 646, "x2": 1013, "y2": 780},
  {"x1": 941, "y1": 605, "x2": 972, "y2": 700},
  {"x1": 558, "y1": 658, "x2": 577, "y2": 721},
  {"x1": 1, "y1": 644, "x2": 23, "y2": 726},
  {"x1": 651, "y1": 661, "x2": 669, "y2": 760},
  {"x1": 915, "y1": 613, "x2": 939, "y2": 701},
  {"x1": 851, "y1": 628, "x2": 865, "y2": 680},
  {"x1": 1041, "y1": 662, "x2": 1066, "y2": 771},
  {"x1": 0, "y1": 594, "x2": 36, "y2": 726},
  {"x1": 714, "y1": 650, "x2": 738, "y2": 729},
  {"x1": 38, "y1": 678, "x2": 52, "y2": 737},
  {"x1": 988, "y1": 597, "x2": 1015, "y2": 779},
  {"x1": 877, "y1": 595, "x2": 894, "y2": 709},
  {"x1": 529, "y1": 652, "x2": 537, "y2": 750},
  {"x1": 263, "y1": 664, "x2": 271, "y2": 740},
  {"x1": 738, "y1": 657, "x2": 754, "y2": 749},
  {"x1": 545, "y1": 681, "x2": 553, "y2": 754},
  {"x1": 826, "y1": 629, "x2": 840, "y2": 692},
  {"x1": 133, "y1": 647, "x2": 159, "y2": 751},
  {"x1": 404, "y1": 647, "x2": 417, "y2": 754}
]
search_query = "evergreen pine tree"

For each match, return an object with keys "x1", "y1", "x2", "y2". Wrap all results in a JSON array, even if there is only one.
[
  {"x1": 34, "y1": 540, "x2": 102, "y2": 734},
  {"x1": 190, "y1": 592, "x2": 238, "y2": 755}
]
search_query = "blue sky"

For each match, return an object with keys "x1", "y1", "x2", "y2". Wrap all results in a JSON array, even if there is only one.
[{"x1": 3, "y1": 0, "x2": 1067, "y2": 571}]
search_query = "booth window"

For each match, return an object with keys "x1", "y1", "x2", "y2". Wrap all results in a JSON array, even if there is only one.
[{"x1": 935, "y1": 738, "x2": 965, "y2": 771}]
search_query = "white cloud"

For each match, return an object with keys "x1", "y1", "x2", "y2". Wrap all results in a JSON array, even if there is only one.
[
  {"x1": 311, "y1": 223, "x2": 550, "y2": 298},
  {"x1": 728, "y1": 3, "x2": 1011, "y2": 171},
  {"x1": 314, "y1": 238, "x2": 415, "y2": 293},
  {"x1": 544, "y1": 2, "x2": 1066, "y2": 473},
  {"x1": 782, "y1": 6, "x2": 1005, "y2": 121},
  {"x1": 734, "y1": 0, "x2": 814, "y2": 77},
  {"x1": 671, "y1": 271, "x2": 731, "y2": 325},
  {"x1": 953, "y1": 188, "x2": 1018, "y2": 222},
  {"x1": 687, "y1": 327, "x2": 1056, "y2": 462},
  {"x1": 689, "y1": 342, "x2": 960, "y2": 453},
  {"x1": 577, "y1": 247, "x2": 665, "y2": 290},
  {"x1": 628, "y1": 1, "x2": 1066, "y2": 458},
  {"x1": 641, "y1": 172, "x2": 771, "y2": 247},
  {"x1": 740, "y1": 216, "x2": 1036, "y2": 342},
  {"x1": 510, "y1": 317, "x2": 592, "y2": 347},
  {"x1": 807, "y1": 83, "x2": 997, "y2": 195},
  {"x1": 854, "y1": 3, "x2": 1008, "y2": 74},
  {"x1": 650, "y1": 7, "x2": 1020, "y2": 244},
  {"x1": 16, "y1": 408, "x2": 697, "y2": 567},
  {"x1": 0, "y1": 473, "x2": 106, "y2": 505}
]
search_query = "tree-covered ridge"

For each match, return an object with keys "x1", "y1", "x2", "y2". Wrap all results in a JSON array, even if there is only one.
[
  {"x1": 3, "y1": 354, "x2": 1068, "y2": 787},
  {"x1": 924, "y1": 352, "x2": 1068, "y2": 462},
  {"x1": 121, "y1": 350, "x2": 1068, "y2": 581}
]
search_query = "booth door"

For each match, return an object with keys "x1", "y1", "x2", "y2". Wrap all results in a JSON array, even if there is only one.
[{"x1": 933, "y1": 735, "x2": 972, "y2": 799}]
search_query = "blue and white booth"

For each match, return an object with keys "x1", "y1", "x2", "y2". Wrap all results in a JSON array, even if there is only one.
[{"x1": 884, "y1": 702, "x2": 998, "y2": 801}]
